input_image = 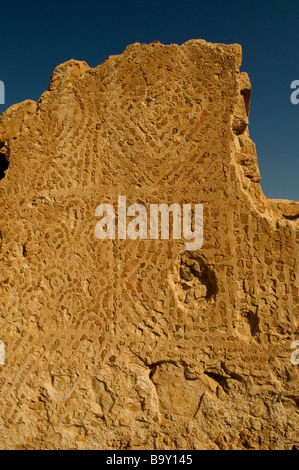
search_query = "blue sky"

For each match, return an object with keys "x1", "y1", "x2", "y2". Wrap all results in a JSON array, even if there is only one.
[{"x1": 0, "y1": 0, "x2": 298, "y2": 200}]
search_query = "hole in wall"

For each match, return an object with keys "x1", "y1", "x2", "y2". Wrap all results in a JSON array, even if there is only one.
[
  {"x1": 149, "y1": 365, "x2": 157, "y2": 381},
  {"x1": 241, "y1": 87, "x2": 251, "y2": 117},
  {"x1": 0, "y1": 152, "x2": 9, "y2": 180},
  {"x1": 204, "y1": 371, "x2": 229, "y2": 393},
  {"x1": 179, "y1": 252, "x2": 218, "y2": 302}
]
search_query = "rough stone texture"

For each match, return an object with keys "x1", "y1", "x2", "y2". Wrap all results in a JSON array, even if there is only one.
[{"x1": 0, "y1": 40, "x2": 298, "y2": 450}]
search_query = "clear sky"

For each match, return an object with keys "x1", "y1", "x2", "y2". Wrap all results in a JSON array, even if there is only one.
[{"x1": 0, "y1": 0, "x2": 298, "y2": 201}]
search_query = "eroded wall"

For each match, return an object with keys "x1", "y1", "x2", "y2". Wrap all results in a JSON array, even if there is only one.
[{"x1": 0, "y1": 40, "x2": 298, "y2": 450}]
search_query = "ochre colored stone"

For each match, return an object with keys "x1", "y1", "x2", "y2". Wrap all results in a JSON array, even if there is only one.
[{"x1": 0, "y1": 39, "x2": 298, "y2": 450}]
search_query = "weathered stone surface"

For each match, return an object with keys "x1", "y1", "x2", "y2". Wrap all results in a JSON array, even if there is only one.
[{"x1": 0, "y1": 39, "x2": 298, "y2": 450}]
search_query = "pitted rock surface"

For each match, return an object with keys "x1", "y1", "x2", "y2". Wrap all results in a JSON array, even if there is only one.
[{"x1": 0, "y1": 40, "x2": 298, "y2": 450}]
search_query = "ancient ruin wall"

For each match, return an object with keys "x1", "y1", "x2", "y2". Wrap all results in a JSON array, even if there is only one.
[{"x1": 0, "y1": 40, "x2": 298, "y2": 450}]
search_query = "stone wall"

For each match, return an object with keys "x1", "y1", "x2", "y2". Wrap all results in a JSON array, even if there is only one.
[{"x1": 0, "y1": 40, "x2": 298, "y2": 450}]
